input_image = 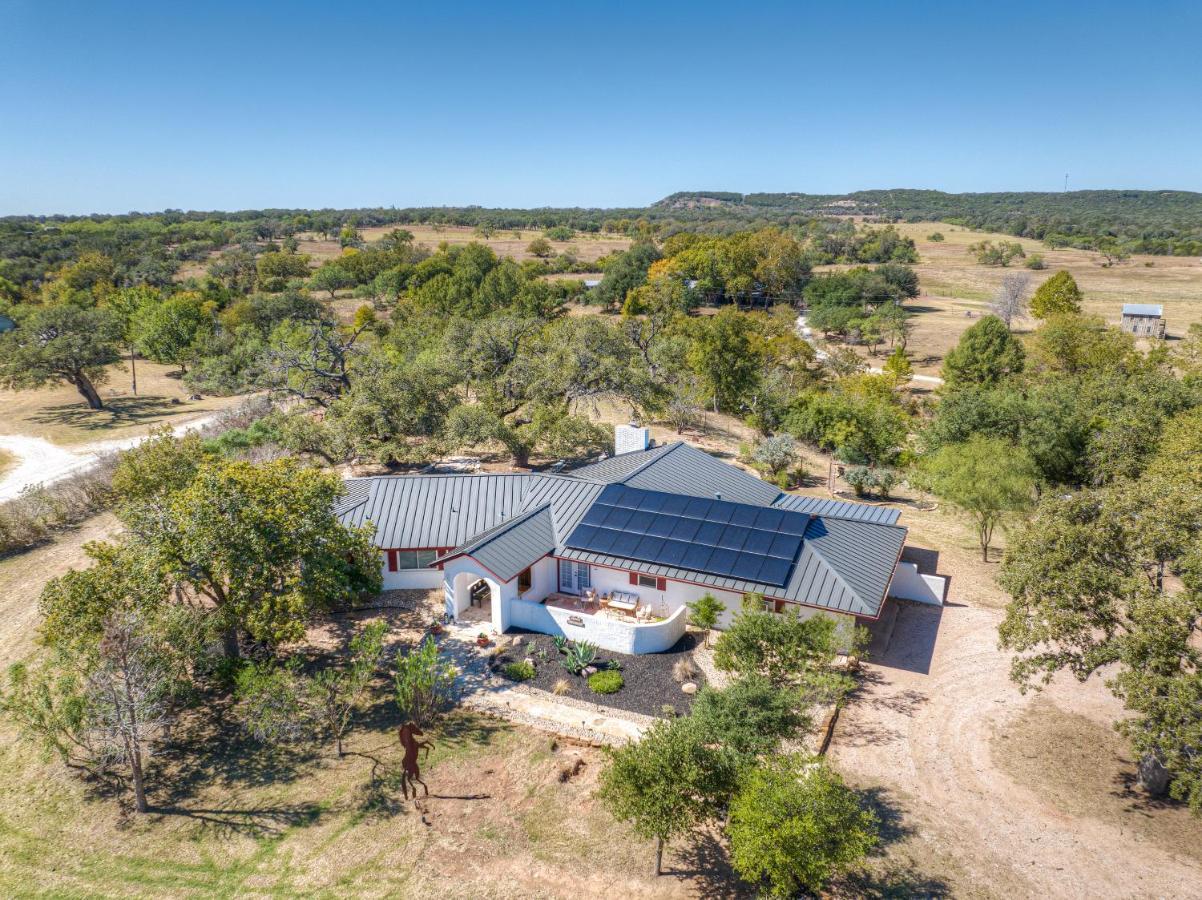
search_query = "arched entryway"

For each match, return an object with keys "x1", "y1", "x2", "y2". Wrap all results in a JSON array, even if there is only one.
[{"x1": 450, "y1": 569, "x2": 501, "y2": 627}]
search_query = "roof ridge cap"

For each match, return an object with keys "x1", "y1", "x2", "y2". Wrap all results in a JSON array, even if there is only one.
[{"x1": 613, "y1": 440, "x2": 683, "y2": 482}]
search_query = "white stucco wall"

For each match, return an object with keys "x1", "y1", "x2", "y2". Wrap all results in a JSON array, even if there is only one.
[
  {"x1": 381, "y1": 567, "x2": 442, "y2": 590},
  {"x1": 887, "y1": 561, "x2": 946, "y2": 605},
  {"x1": 508, "y1": 598, "x2": 688, "y2": 654}
]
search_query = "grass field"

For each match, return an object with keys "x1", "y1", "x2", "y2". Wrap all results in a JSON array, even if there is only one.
[
  {"x1": 828, "y1": 223, "x2": 1202, "y2": 376},
  {"x1": 0, "y1": 361, "x2": 240, "y2": 447},
  {"x1": 0, "y1": 449, "x2": 14, "y2": 481}
]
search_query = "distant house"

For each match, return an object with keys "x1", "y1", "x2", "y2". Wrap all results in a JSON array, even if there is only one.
[
  {"x1": 583, "y1": 279, "x2": 602, "y2": 289},
  {"x1": 336, "y1": 429, "x2": 946, "y2": 654},
  {"x1": 0, "y1": 314, "x2": 14, "y2": 334},
  {"x1": 1120, "y1": 303, "x2": 1165, "y2": 339}
]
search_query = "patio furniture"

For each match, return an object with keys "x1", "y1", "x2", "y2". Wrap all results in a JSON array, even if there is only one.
[{"x1": 608, "y1": 591, "x2": 639, "y2": 615}]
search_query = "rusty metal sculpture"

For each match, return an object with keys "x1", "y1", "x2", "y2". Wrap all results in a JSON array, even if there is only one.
[{"x1": 398, "y1": 721, "x2": 434, "y2": 799}]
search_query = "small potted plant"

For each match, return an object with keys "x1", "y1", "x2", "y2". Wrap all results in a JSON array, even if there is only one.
[
  {"x1": 429, "y1": 619, "x2": 444, "y2": 636},
  {"x1": 476, "y1": 631, "x2": 490, "y2": 648}
]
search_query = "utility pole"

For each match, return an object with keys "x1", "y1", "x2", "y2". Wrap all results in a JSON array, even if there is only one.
[{"x1": 1064, "y1": 173, "x2": 1069, "y2": 192}]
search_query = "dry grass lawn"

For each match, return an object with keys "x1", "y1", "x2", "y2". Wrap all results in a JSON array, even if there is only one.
[
  {"x1": 0, "y1": 361, "x2": 240, "y2": 447},
  {"x1": 0, "y1": 449, "x2": 14, "y2": 481},
  {"x1": 826, "y1": 222, "x2": 1202, "y2": 376},
  {"x1": 993, "y1": 696, "x2": 1202, "y2": 868}
]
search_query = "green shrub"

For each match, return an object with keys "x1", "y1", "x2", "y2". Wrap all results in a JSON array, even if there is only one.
[
  {"x1": 502, "y1": 661, "x2": 536, "y2": 682},
  {"x1": 588, "y1": 670, "x2": 624, "y2": 694}
]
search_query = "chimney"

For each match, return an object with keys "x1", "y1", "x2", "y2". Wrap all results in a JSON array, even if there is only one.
[{"x1": 614, "y1": 422, "x2": 650, "y2": 455}]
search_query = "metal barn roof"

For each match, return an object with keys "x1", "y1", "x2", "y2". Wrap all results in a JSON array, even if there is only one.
[{"x1": 1122, "y1": 303, "x2": 1163, "y2": 317}]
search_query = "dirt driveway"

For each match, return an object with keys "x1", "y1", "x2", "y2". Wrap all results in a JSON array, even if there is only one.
[{"x1": 831, "y1": 599, "x2": 1202, "y2": 899}]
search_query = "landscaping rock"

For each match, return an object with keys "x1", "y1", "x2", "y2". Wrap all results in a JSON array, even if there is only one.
[
  {"x1": 681, "y1": 681, "x2": 698, "y2": 695},
  {"x1": 583, "y1": 665, "x2": 598, "y2": 676},
  {"x1": 523, "y1": 656, "x2": 536, "y2": 668}
]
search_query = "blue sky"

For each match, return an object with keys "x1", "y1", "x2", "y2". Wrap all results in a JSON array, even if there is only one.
[{"x1": 2, "y1": 0, "x2": 1200, "y2": 215}]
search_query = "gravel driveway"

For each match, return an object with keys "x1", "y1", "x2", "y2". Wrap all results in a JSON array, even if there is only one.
[{"x1": 830, "y1": 599, "x2": 1202, "y2": 899}]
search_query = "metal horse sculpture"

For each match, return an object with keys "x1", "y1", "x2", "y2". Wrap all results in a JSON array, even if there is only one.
[{"x1": 397, "y1": 721, "x2": 434, "y2": 799}]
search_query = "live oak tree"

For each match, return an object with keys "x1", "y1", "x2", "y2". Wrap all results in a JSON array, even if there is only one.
[
  {"x1": 998, "y1": 480, "x2": 1202, "y2": 807},
  {"x1": 0, "y1": 303, "x2": 123, "y2": 409},
  {"x1": 728, "y1": 755, "x2": 878, "y2": 897},
  {"x1": 597, "y1": 715, "x2": 739, "y2": 876},
  {"x1": 690, "y1": 675, "x2": 809, "y2": 758},
  {"x1": 122, "y1": 458, "x2": 381, "y2": 658},
  {"x1": 132, "y1": 292, "x2": 210, "y2": 374},
  {"x1": 918, "y1": 435, "x2": 1037, "y2": 561}
]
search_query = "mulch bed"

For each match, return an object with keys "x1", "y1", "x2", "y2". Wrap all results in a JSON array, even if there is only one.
[{"x1": 490, "y1": 629, "x2": 707, "y2": 718}]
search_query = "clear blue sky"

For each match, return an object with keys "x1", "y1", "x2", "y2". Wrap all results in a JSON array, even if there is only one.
[{"x1": 2, "y1": 0, "x2": 1200, "y2": 215}]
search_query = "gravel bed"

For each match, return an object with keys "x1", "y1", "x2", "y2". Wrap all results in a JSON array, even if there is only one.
[{"x1": 491, "y1": 630, "x2": 707, "y2": 718}]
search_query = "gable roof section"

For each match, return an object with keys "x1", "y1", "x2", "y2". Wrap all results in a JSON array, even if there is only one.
[
  {"x1": 437, "y1": 504, "x2": 556, "y2": 582},
  {"x1": 620, "y1": 442, "x2": 782, "y2": 506},
  {"x1": 773, "y1": 492, "x2": 901, "y2": 525},
  {"x1": 1122, "y1": 303, "x2": 1163, "y2": 317},
  {"x1": 336, "y1": 473, "x2": 535, "y2": 548},
  {"x1": 565, "y1": 442, "x2": 676, "y2": 482}
]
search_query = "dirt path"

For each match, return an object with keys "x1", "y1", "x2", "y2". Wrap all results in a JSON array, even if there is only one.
[
  {"x1": 831, "y1": 599, "x2": 1202, "y2": 899},
  {"x1": 0, "y1": 414, "x2": 218, "y2": 501},
  {"x1": 0, "y1": 513, "x2": 122, "y2": 668}
]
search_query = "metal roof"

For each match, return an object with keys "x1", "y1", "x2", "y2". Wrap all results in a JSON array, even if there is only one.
[
  {"x1": 338, "y1": 440, "x2": 907, "y2": 616},
  {"x1": 773, "y1": 493, "x2": 901, "y2": 525},
  {"x1": 621, "y1": 442, "x2": 782, "y2": 506},
  {"x1": 565, "y1": 442, "x2": 676, "y2": 482},
  {"x1": 1122, "y1": 303, "x2": 1163, "y2": 317},
  {"x1": 440, "y1": 504, "x2": 556, "y2": 582},
  {"x1": 336, "y1": 473, "x2": 535, "y2": 548}
]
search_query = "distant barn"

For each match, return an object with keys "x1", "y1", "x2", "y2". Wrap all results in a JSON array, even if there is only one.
[{"x1": 1120, "y1": 303, "x2": 1165, "y2": 339}]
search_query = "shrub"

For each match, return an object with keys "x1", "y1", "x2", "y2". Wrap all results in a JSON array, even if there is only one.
[
  {"x1": 394, "y1": 636, "x2": 457, "y2": 727},
  {"x1": 1025, "y1": 253, "x2": 1046, "y2": 270},
  {"x1": 588, "y1": 670, "x2": 624, "y2": 694},
  {"x1": 843, "y1": 465, "x2": 877, "y2": 497},
  {"x1": 502, "y1": 661, "x2": 535, "y2": 682},
  {"x1": 672, "y1": 657, "x2": 700, "y2": 683},
  {"x1": 927, "y1": 232, "x2": 944, "y2": 242}
]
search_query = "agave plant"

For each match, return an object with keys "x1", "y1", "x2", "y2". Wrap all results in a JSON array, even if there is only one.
[
  {"x1": 553, "y1": 635, "x2": 569, "y2": 654},
  {"x1": 561, "y1": 640, "x2": 599, "y2": 675}
]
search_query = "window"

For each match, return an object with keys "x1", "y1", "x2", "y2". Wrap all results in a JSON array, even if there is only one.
[
  {"x1": 637, "y1": 574, "x2": 657, "y2": 589},
  {"x1": 388, "y1": 550, "x2": 438, "y2": 571},
  {"x1": 518, "y1": 567, "x2": 532, "y2": 593},
  {"x1": 631, "y1": 573, "x2": 667, "y2": 590}
]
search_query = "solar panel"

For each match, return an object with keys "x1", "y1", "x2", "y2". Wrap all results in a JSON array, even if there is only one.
[{"x1": 563, "y1": 483, "x2": 808, "y2": 587}]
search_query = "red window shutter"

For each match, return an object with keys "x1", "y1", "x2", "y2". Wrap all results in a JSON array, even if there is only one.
[
  {"x1": 656, "y1": 577, "x2": 667, "y2": 591},
  {"x1": 387, "y1": 550, "x2": 398, "y2": 572},
  {"x1": 629, "y1": 572, "x2": 638, "y2": 585}
]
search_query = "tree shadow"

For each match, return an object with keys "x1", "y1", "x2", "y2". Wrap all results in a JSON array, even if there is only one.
[
  {"x1": 149, "y1": 801, "x2": 325, "y2": 838},
  {"x1": 832, "y1": 786, "x2": 953, "y2": 898},
  {"x1": 29, "y1": 396, "x2": 187, "y2": 431},
  {"x1": 667, "y1": 828, "x2": 749, "y2": 898}
]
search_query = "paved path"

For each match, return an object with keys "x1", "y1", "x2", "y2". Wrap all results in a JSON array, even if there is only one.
[
  {"x1": 0, "y1": 414, "x2": 219, "y2": 501},
  {"x1": 440, "y1": 624, "x2": 649, "y2": 745}
]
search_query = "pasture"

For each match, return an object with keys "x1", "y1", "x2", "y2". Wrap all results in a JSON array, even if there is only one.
[{"x1": 860, "y1": 223, "x2": 1202, "y2": 375}]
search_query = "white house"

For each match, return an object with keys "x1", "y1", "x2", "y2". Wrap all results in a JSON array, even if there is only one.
[{"x1": 335, "y1": 436, "x2": 944, "y2": 654}]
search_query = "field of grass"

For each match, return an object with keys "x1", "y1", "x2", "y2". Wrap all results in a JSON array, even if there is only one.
[
  {"x1": 829, "y1": 223, "x2": 1202, "y2": 376},
  {"x1": 0, "y1": 449, "x2": 14, "y2": 481},
  {"x1": 0, "y1": 361, "x2": 241, "y2": 447}
]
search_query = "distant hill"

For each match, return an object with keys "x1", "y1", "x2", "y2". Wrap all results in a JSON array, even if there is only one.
[{"x1": 656, "y1": 190, "x2": 1202, "y2": 254}]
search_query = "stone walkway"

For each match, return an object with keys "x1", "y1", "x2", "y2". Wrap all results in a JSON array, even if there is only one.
[{"x1": 439, "y1": 623, "x2": 651, "y2": 745}]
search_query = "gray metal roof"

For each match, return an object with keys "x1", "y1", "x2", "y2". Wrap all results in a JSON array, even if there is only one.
[
  {"x1": 773, "y1": 493, "x2": 901, "y2": 525},
  {"x1": 338, "y1": 440, "x2": 907, "y2": 616},
  {"x1": 442, "y1": 505, "x2": 556, "y2": 582},
  {"x1": 621, "y1": 442, "x2": 782, "y2": 506},
  {"x1": 1122, "y1": 303, "x2": 1163, "y2": 317},
  {"x1": 566, "y1": 442, "x2": 676, "y2": 482},
  {"x1": 336, "y1": 474, "x2": 535, "y2": 548}
]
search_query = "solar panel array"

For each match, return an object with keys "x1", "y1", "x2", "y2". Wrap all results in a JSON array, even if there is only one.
[{"x1": 564, "y1": 484, "x2": 809, "y2": 586}]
